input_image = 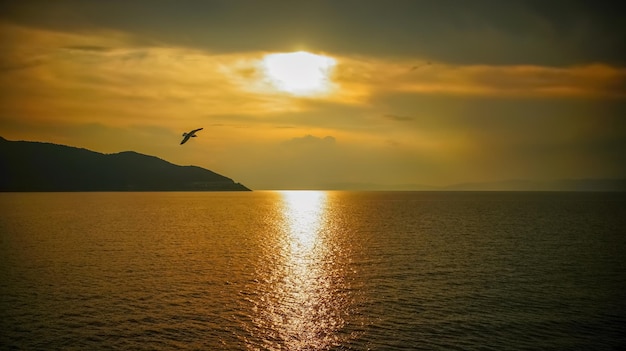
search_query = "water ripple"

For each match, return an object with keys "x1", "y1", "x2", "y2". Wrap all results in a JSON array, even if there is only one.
[{"x1": 1, "y1": 191, "x2": 625, "y2": 350}]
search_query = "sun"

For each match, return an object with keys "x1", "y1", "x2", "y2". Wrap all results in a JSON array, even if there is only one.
[{"x1": 262, "y1": 51, "x2": 336, "y2": 96}]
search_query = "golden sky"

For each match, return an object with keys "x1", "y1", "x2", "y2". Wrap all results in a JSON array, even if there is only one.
[{"x1": 1, "y1": 1, "x2": 625, "y2": 189}]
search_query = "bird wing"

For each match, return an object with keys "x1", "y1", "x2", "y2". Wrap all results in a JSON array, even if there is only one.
[
  {"x1": 180, "y1": 134, "x2": 191, "y2": 144},
  {"x1": 190, "y1": 127, "x2": 203, "y2": 134}
]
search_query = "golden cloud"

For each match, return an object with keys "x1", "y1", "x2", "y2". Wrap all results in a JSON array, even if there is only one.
[{"x1": 2, "y1": 22, "x2": 624, "y2": 134}]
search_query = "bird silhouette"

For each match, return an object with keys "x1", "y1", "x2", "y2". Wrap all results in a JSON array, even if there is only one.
[
  {"x1": 410, "y1": 61, "x2": 432, "y2": 71},
  {"x1": 180, "y1": 128, "x2": 203, "y2": 145}
]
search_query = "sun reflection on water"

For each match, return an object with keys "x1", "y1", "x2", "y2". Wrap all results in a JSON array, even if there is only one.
[
  {"x1": 248, "y1": 190, "x2": 351, "y2": 350},
  {"x1": 282, "y1": 190, "x2": 326, "y2": 252}
]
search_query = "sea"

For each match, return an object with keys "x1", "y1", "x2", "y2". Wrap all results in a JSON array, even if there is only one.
[{"x1": 1, "y1": 191, "x2": 625, "y2": 350}]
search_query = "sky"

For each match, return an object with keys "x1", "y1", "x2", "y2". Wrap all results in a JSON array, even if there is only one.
[{"x1": 1, "y1": 0, "x2": 625, "y2": 190}]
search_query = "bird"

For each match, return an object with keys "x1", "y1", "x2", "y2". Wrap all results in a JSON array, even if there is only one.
[
  {"x1": 410, "y1": 61, "x2": 432, "y2": 71},
  {"x1": 180, "y1": 127, "x2": 203, "y2": 145}
]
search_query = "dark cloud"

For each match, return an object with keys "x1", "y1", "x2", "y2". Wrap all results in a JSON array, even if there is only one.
[
  {"x1": 62, "y1": 45, "x2": 112, "y2": 52},
  {"x1": 0, "y1": 58, "x2": 45, "y2": 72},
  {"x1": 1, "y1": 0, "x2": 623, "y2": 65},
  {"x1": 383, "y1": 114, "x2": 413, "y2": 122}
]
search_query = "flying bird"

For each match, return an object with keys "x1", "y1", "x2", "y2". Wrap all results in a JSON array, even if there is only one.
[
  {"x1": 180, "y1": 127, "x2": 203, "y2": 145},
  {"x1": 410, "y1": 61, "x2": 432, "y2": 71}
]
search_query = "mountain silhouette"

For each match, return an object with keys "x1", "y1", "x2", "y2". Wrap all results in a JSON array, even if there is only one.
[
  {"x1": 442, "y1": 178, "x2": 626, "y2": 191},
  {"x1": 0, "y1": 136, "x2": 250, "y2": 191}
]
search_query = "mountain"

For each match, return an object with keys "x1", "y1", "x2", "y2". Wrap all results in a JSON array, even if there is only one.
[
  {"x1": 443, "y1": 178, "x2": 626, "y2": 191},
  {"x1": 318, "y1": 182, "x2": 439, "y2": 191},
  {"x1": 0, "y1": 137, "x2": 251, "y2": 191},
  {"x1": 319, "y1": 179, "x2": 626, "y2": 191}
]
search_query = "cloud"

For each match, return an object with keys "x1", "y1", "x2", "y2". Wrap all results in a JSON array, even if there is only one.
[
  {"x1": 282, "y1": 135, "x2": 336, "y2": 147},
  {"x1": 1, "y1": 17, "x2": 624, "y2": 190},
  {"x1": 1, "y1": 0, "x2": 624, "y2": 65},
  {"x1": 383, "y1": 114, "x2": 414, "y2": 122},
  {"x1": 1, "y1": 22, "x2": 623, "y2": 136},
  {"x1": 332, "y1": 56, "x2": 626, "y2": 102},
  {"x1": 0, "y1": 58, "x2": 46, "y2": 72},
  {"x1": 386, "y1": 63, "x2": 626, "y2": 99},
  {"x1": 0, "y1": 26, "x2": 314, "y2": 128},
  {"x1": 61, "y1": 45, "x2": 112, "y2": 52}
]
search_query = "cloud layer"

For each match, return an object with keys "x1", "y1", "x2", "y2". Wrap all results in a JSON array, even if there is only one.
[
  {"x1": 1, "y1": 2, "x2": 625, "y2": 189},
  {"x1": 1, "y1": 0, "x2": 624, "y2": 65}
]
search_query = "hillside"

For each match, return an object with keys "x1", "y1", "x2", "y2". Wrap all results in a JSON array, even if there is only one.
[
  {"x1": 443, "y1": 179, "x2": 626, "y2": 191},
  {"x1": 0, "y1": 137, "x2": 251, "y2": 191}
]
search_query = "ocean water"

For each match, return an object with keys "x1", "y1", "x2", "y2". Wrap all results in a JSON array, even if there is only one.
[{"x1": 1, "y1": 191, "x2": 625, "y2": 350}]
